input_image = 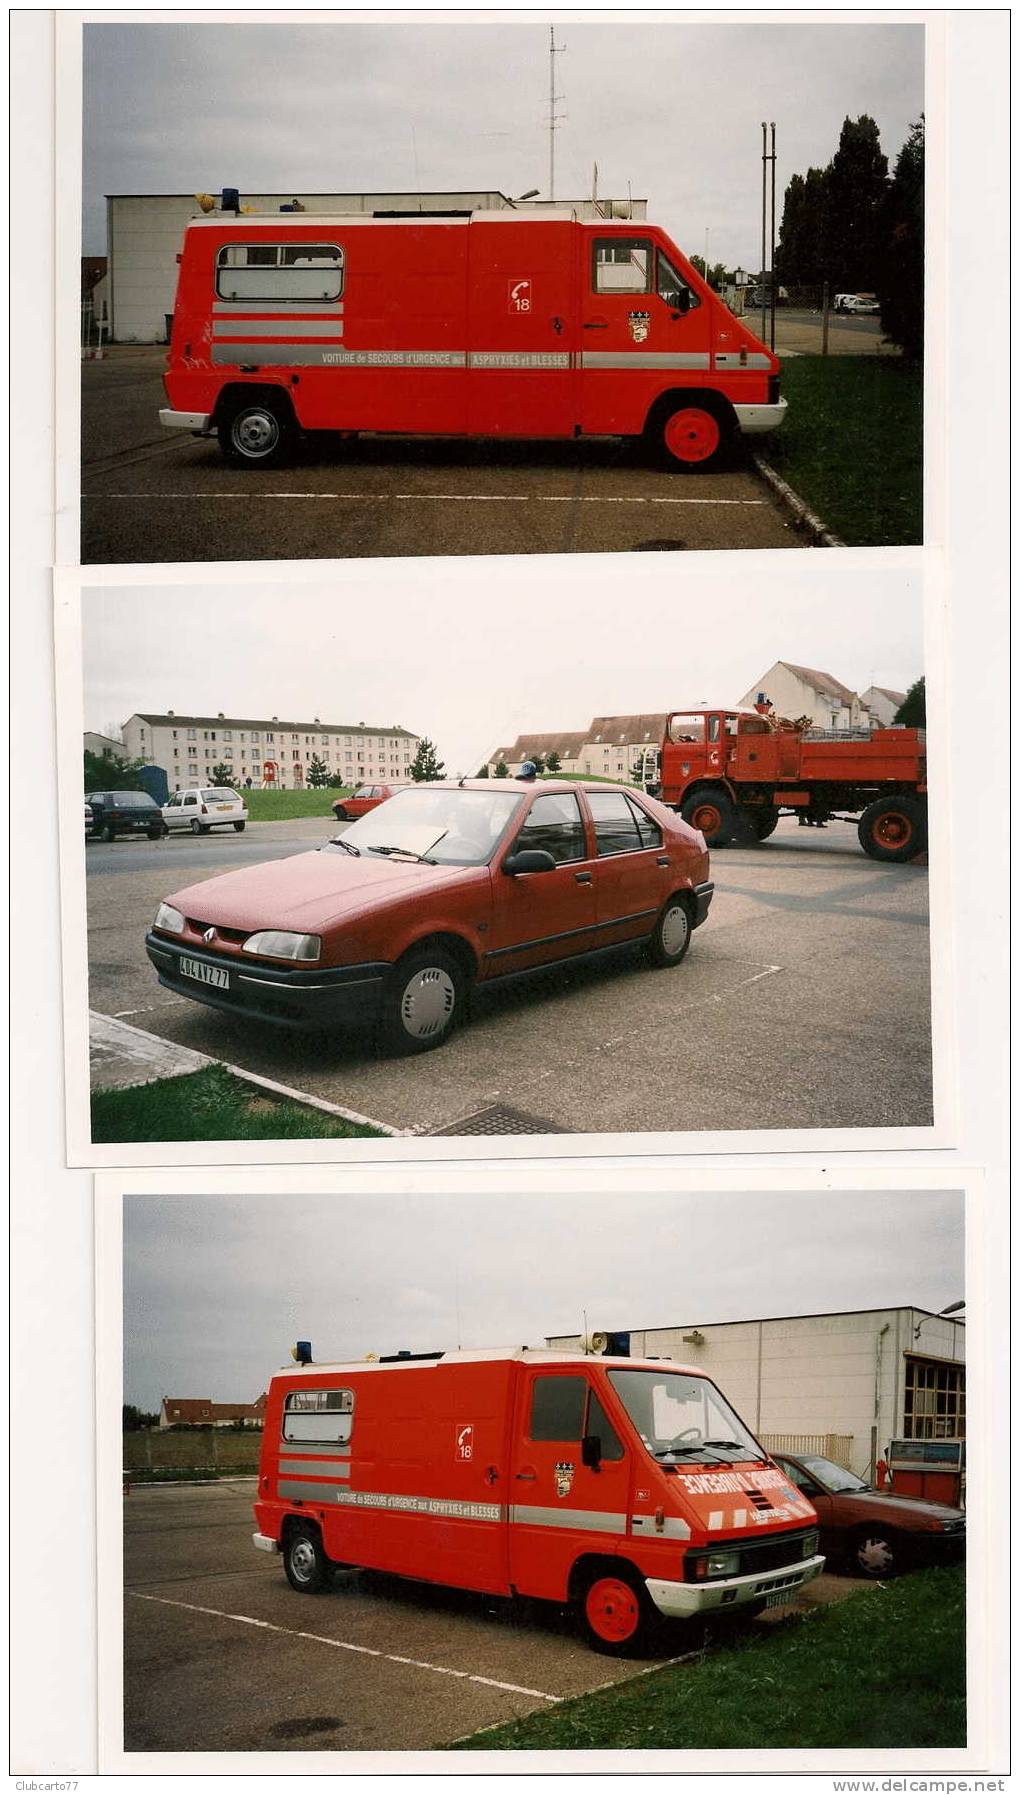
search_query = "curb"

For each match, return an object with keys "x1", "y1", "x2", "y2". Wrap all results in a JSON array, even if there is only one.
[{"x1": 752, "y1": 455, "x2": 845, "y2": 547}]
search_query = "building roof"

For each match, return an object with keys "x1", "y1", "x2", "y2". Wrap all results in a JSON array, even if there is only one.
[
  {"x1": 549, "y1": 1304, "x2": 965, "y2": 1336},
  {"x1": 128, "y1": 711, "x2": 416, "y2": 738},
  {"x1": 778, "y1": 664, "x2": 858, "y2": 706},
  {"x1": 587, "y1": 713, "x2": 669, "y2": 745},
  {"x1": 161, "y1": 1395, "x2": 266, "y2": 1423},
  {"x1": 866, "y1": 685, "x2": 907, "y2": 706},
  {"x1": 488, "y1": 731, "x2": 588, "y2": 764}
]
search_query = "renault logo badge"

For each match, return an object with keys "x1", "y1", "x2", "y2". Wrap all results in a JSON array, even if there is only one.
[{"x1": 203, "y1": 927, "x2": 216, "y2": 944}]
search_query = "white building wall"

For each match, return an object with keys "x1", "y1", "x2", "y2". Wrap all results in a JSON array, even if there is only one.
[
  {"x1": 737, "y1": 661, "x2": 864, "y2": 732},
  {"x1": 861, "y1": 687, "x2": 904, "y2": 728},
  {"x1": 122, "y1": 713, "x2": 418, "y2": 790}
]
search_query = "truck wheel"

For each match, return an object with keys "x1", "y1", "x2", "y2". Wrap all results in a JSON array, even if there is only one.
[
  {"x1": 659, "y1": 403, "x2": 727, "y2": 470},
  {"x1": 378, "y1": 944, "x2": 466, "y2": 1055},
  {"x1": 283, "y1": 1523, "x2": 331, "y2": 1593},
  {"x1": 681, "y1": 790, "x2": 735, "y2": 847},
  {"x1": 857, "y1": 795, "x2": 926, "y2": 863},
  {"x1": 751, "y1": 806, "x2": 780, "y2": 841},
  {"x1": 580, "y1": 1568, "x2": 652, "y2": 1656},
  {"x1": 853, "y1": 1528, "x2": 900, "y2": 1579},
  {"x1": 647, "y1": 895, "x2": 692, "y2": 967},
  {"x1": 218, "y1": 397, "x2": 291, "y2": 468}
]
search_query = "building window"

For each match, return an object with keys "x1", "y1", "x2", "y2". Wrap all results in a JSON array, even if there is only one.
[
  {"x1": 187, "y1": 729, "x2": 196, "y2": 740},
  {"x1": 903, "y1": 1357, "x2": 966, "y2": 1440}
]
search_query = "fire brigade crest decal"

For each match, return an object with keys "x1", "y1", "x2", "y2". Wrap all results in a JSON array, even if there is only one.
[
  {"x1": 628, "y1": 309, "x2": 651, "y2": 343},
  {"x1": 554, "y1": 1460, "x2": 575, "y2": 1498}
]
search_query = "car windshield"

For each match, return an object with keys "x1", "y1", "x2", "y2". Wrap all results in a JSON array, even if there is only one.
[
  {"x1": 324, "y1": 786, "x2": 524, "y2": 866},
  {"x1": 111, "y1": 791, "x2": 155, "y2": 807},
  {"x1": 794, "y1": 1455, "x2": 870, "y2": 1494},
  {"x1": 202, "y1": 788, "x2": 238, "y2": 801},
  {"x1": 608, "y1": 1368, "x2": 763, "y2": 1463}
]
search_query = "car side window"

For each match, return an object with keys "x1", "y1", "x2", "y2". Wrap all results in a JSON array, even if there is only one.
[
  {"x1": 528, "y1": 1375, "x2": 587, "y2": 1442},
  {"x1": 781, "y1": 1461, "x2": 818, "y2": 1496},
  {"x1": 656, "y1": 249, "x2": 700, "y2": 312},
  {"x1": 515, "y1": 792, "x2": 586, "y2": 864},
  {"x1": 587, "y1": 790, "x2": 644, "y2": 856},
  {"x1": 183, "y1": 793, "x2": 197, "y2": 806},
  {"x1": 625, "y1": 795, "x2": 662, "y2": 848}
]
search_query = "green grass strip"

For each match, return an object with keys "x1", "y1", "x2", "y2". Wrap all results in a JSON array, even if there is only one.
[
  {"x1": 91, "y1": 1062, "x2": 383, "y2": 1142},
  {"x1": 451, "y1": 1566, "x2": 965, "y2": 1752},
  {"x1": 764, "y1": 357, "x2": 922, "y2": 547},
  {"x1": 242, "y1": 787, "x2": 349, "y2": 822}
]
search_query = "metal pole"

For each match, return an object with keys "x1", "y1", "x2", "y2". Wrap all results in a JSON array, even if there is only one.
[
  {"x1": 760, "y1": 122, "x2": 768, "y2": 340},
  {"x1": 769, "y1": 122, "x2": 777, "y2": 352}
]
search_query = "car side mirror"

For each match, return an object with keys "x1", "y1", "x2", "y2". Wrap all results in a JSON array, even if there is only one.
[
  {"x1": 581, "y1": 1432, "x2": 602, "y2": 1470},
  {"x1": 503, "y1": 848, "x2": 557, "y2": 876}
]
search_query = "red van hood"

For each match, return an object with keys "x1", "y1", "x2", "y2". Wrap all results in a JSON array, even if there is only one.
[
  {"x1": 669, "y1": 1461, "x2": 818, "y2": 1537},
  {"x1": 165, "y1": 848, "x2": 480, "y2": 933}
]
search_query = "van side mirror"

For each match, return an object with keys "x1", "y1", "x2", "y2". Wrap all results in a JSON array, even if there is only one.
[
  {"x1": 671, "y1": 288, "x2": 691, "y2": 317},
  {"x1": 581, "y1": 1432, "x2": 602, "y2": 1470},
  {"x1": 503, "y1": 848, "x2": 557, "y2": 876}
]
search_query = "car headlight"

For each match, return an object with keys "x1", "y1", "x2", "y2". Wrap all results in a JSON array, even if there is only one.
[
  {"x1": 154, "y1": 902, "x2": 185, "y2": 935},
  {"x1": 802, "y1": 1531, "x2": 820, "y2": 1558},
  {"x1": 706, "y1": 1550, "x2": 741, "y2": 1578},
  {"x1": 242, "y1": 930, "x2": 321, "y2": 962}
]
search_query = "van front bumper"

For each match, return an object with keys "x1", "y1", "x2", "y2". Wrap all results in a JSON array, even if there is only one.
[
  {"x1": 252, "y1": 1532, "x2": 280, "y2": 1554},
  {"x1": 159, "y1": 407, "x2": 213, "y2": 434},
  {"x1": 734, "y1": 398, "x2": 788, "y2": 435},
  {"x1": 646, "y1": 1552, "x2": 825, "y2": 1618},
  {"x1": 145, "y1": 931, "x2": 389, "y2": 1031}
]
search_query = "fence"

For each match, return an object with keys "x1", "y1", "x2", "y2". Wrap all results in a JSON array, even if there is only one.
[
  {"x1": 760, "y1": 1433, "x2": 854, "y2": 1469},
  {"x1": 123, "y1": 1429, "x2": 262, "y2": 1477},
  {"x1": 81, "y1": 296, "x2": 109, "y2": 359}
]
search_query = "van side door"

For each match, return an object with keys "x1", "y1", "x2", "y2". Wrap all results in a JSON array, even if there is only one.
[
  {"x1": 508, "y1": 1370, "x2": 632, "y2": 1603},
  {"x1": 467, "y1": 219, "x2": 578, "y2": 437}
]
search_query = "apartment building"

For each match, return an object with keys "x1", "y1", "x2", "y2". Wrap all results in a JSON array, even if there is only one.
[
  {"x1": 121, "y1": 710, "x2": 420, "y2": 790},
  {"x1": 487, "y1": 714, "x2": 668, "y2": 781}
]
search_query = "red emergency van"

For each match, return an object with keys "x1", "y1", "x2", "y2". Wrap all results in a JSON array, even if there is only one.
[
  {"x1": 253, "y1": 1346, "x2": 823, "y2": 1653},
  {"x1": 161, "y1": 206, "x2": 785, "y2": 470}
]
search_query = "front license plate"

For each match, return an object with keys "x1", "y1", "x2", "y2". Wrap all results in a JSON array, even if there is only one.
[
  {"x1": 763, "y1": 1590, "x2": 790, "y2": 1610},
  {"x1": 179, "y1": 956, "x2": 229, "y2": 990}
]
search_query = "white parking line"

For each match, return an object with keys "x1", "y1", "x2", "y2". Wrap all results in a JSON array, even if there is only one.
[
  {"x1": 92, "y1": 491, "x2": 768, "y2": 507},
  {"x1": 128, "y1": 1591, "x2": 561, "y2": 1702}
]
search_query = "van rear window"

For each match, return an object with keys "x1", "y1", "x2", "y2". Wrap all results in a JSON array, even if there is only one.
[
  {"x1": 216, "y1": 243, "x2": 344, "y2": 302},
  {"x1": 282, "y1": 1387, "x2": 354, "y2": 1444}
]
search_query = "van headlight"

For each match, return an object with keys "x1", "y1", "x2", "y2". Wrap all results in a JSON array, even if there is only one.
[
  {"x1": 153, "y1": 902, "x2": 185, "y2": 935},
  {"x1": 706, "y1": 1550, "x2": 740, "y2": 1578},
  {"x1": 802, "y1": 1531, "x2": 819, "y2": 1558},
  {"x1": 242, "y1": 930, "x2": 321, "y2": 962}
]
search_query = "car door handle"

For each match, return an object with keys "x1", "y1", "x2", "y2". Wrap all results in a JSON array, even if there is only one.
[
  {"x1": 583, "y1": 319, "x2": 609, "y2": 329},
  {"x1": 574, "y1": 871, "x2": 592, "y2": 884},
  {"x1": 657, "y1": 856, "x2": 671, "y2": 867},
  {"x1": 515, "y1": 1468, "x2": 537, "y2": 1481}
]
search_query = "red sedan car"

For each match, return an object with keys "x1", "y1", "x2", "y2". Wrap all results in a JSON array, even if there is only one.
[
  {"x1": 772, "y1": 1452, "x2": 965, "y2": 1579},
  {"x1": 332, "y1": 780, "x2": 410, "y2": 822},
  {"x1": 146, "y1": 780, "x2": 713, "y2": 1054}
]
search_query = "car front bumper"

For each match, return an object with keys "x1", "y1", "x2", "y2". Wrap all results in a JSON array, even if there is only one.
[
  {"x1": 159, "y1": 407, "x2": 213, "y2": 434},
  {"x1": 647, "y1": 1552, "x2": 825, "y2": 1618},
  {"x1": 145, "y1": 932, "x2": 390, "y2": 1031},
  {"x1": 692, "y1": 880, "x2": 714, "y2": 926},
  {"x1": 733, "y1": 398, "x2": 788, "y2": 435}
]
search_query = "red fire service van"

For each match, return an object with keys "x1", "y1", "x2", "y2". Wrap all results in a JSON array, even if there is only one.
[
  {"x1": 161, "y1": 197, "x2": 785, "y2": 470},
  {"x1": 253, "y1": 1344, "x2": 823, "y2": 1654}
]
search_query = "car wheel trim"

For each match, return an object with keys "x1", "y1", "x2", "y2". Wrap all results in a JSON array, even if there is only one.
[
  {"x1": 659, "y1": 902, "x2": 690, "y2": 958},
  {"x1": 399, "y1": 966, "x2": 456, "y2": 1039},
  {"x1": 857, "y1": 1534, "x2": 895, "y2": 1574}
]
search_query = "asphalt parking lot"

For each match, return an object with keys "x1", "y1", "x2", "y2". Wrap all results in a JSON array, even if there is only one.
[
  {"x1": 87, "y1": 814, "x2": 933, "y2": 1136},
  {"x1": 123, "y1": 1479, "x2": 862, "y2": 1754},
  {"x1": 80, "y1": 348, "x2": 797, "y2": 564}
]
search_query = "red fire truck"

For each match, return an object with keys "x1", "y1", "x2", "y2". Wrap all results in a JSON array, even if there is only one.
[
  {"x1": 160, "y1": 199, "x2": 785, "y2": 470},
  {"x1": 253, "y1": 1343, "x2": 823, "y2": 1654},
  {"x1": 641, "y1": 705, "x2": 927, "y2": 861}
]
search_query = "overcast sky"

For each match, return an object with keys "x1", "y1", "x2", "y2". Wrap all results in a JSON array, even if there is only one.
[
  {"x1": 123, "y1": 1186, "x2": 962, "y2": 1409},
  {"x1": 83, "y1": 560, "x2": 923, "y2": 773},
  {"x1": 82, "y1": 19, "x2": 924, "y2": 265}
]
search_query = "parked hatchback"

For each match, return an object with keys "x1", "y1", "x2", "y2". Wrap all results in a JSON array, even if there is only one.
[
  {"x1": 771, "y1": 1452, "x2": 965, "y2": 1578},
  {"x1": 87, "y1": 790, "x2": 166, "y2": 841},
  {"x1": 331, "y1": 781, "x2": 410, "y2": 822},
  {"x1": 146, "y1": 780, "x2": 713, "y2": 1054},
  {"x1": 163, "y1": 786, "x2": 248, "y2": 834}
]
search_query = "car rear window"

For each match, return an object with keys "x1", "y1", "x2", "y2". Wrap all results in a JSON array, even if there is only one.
[
  {"x1": 111, "y1": 791, "x2": 156, "y2": 808},
  {"x1": 202, "y1": 789, "x2": 238, "y2": 801}
]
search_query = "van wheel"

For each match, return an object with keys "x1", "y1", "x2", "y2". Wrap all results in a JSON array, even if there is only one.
[
  {"x1": 378, "y1": 945, "x2": 465, "y2": 1055},
  {"x1": 857, "y1": 796, "x2": 925, "y2": 863},
  {"x1": 283, "y1": 1524, "x2": 330, "y2": 1593},
  {"x1": 219, "y1": 398, "x2": 291, "y2": 468},
  {"x1": 660, "y1": 403, "x2": 726, "y2": 470},
  {"x1": 647, "y1": 895, "x2": 692, "y2": 967},
  {"x1": 681, "y1": 789, "x2": 735, "y2": 847},
  {"x1": 580, "y1": 1568, "x2": 651, "y2": 1656},
  {"x1": 233, "y1": 820, "x2": 246, "y2": 832}
]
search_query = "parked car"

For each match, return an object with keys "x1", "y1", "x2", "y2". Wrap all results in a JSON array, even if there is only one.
[
  {"x1": 163, "y1": 786, "x2": 248, "y2": 834},
  {"x1": 84, "y1": 800, "x2": 94, "y2": 836},
  {"x1": 331, "y1": 781, "x2": 411, "y2": 822},
  {"x1": 771, "y1": 1451, "x2": 965, "y2": 1578},
  {"x1": 845, "y1": 294, "x2": 881, "y2": 315},
  {"x1": 146, "y1": 780, "x2": 713, "y2": 1054},
  {"x1": 87, "y1": 790, "x2": 166, "y2": 841}
]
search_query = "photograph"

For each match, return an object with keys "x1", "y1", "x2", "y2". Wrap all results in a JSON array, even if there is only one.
[
  {"x1": 105, "y1": 1174, "x2": 967, "y2": 1761},
  {"x1": 80, "y1": 18, "x2": 925, "y2": 564},
  {"x1": 65, "y1": 556, "x2": 937, "y2": 1150}
]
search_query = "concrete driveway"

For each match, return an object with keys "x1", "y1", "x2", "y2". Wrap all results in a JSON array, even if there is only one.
[{"x1": 87, "y1": 815, "x2": 933, "y2": 1137}]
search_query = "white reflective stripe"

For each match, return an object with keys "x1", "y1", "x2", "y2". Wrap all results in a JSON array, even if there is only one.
[
  {"x1": 213, "y1": 319, "x2": 344, "y2": 338},
  {"x1": 278, "y1": 1473, "x2": 352, "y2": 1500},
  {"x1": 630, "y1": 1513, "x2": 691, "y2": 1540},
  {"x1": 707, "y1": 1511, "x2": 724, "y2": 1530},
  {"x1": 581, "y1": 350, "x2": 711, "y2": 370},
  {"x1": 732, "y1": 1507, "x2": 747, "y2": 1528},
  {"x1": 331, "y1": 1488, "x2": 503, "y2": 1522},
  {"x1": 212, "y1": 301, "x2": 344, "y2": 315},
  {"x1": 510, "y1": 1504, "x2": 627, "y2": 1534}
]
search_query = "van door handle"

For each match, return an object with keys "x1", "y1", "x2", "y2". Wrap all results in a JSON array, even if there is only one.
[
  {"x1": 583, "y1": 319, "x2": 609, "y2": 329},
  {"x1": 484, "y1": 1465, "x2": 500, "y2": 1485},
  {"x1": 515, "y1": 1468, "x2": 537, "y2": 1481},
  {"x1": 574, "y1": 871, "x2": 592, "y2": 884},
  {"x1": 551, "y1": 315, "x2": 564, "y2": 333}
]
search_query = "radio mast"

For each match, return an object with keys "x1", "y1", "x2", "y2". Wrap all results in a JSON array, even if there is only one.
[{"x1": 548, "y1": 26, "x2": 566, "y2": 200}]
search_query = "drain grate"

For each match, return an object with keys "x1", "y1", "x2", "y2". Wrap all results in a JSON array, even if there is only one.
[{"x1": 433, "y1": 1103, "x2": 571, "y2": 1136}]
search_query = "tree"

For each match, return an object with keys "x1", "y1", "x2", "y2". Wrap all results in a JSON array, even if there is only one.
[
  {"x1": 210, "y1": 762, "x2": 234, "y2": 786},
  {"x1": 123, "y1": 1403, "x2": 158, "y2": 1431},
  {"x1": 876, "y1": 118, "x2": 924, "y2": 359},
  {"x1": 689, "y1": 255, "x2": 728, "y2": 290},
  {"x1": 545, "y1": 750, "x2": 562, "y2": 773},
  {"x1": 326, "y1": 771, "x2": 349, "y2": 789},
  {"x1": 307, "y1": 754, "x2": 330, "y2": 787},
  {"x1": 409, "y1": 737, "x2": 446, "y2": 781},
  {"x1": 493, "y1": 760, "x2": 509, "y2": 778},
  {"x1": 530, "y1": 753, "x2": 546, "y2": 775},
  {"x1": 825, "y1": 115, "x2": 889, "y2": 292},
  {"x1": 83, "y1": 748, "x2": 146, "y2": 791},
  {"x1": 475, "y1": 764, "x2": 489, "y2": 778},
  {"x1": 894, "y1": 677, "x2": 925, "y2": 727}
]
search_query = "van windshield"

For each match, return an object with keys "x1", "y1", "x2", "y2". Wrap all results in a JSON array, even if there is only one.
[
  {"x1": 323, "y1": 786, "x2": 524, "y2": 866},
  {"x1": 608, "y1": 1368, "x2": 764, "y2": 1463}
]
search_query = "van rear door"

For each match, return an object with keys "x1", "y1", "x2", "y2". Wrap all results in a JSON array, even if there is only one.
[
  {"x1": 508, "y1": 1367, "x2": 633, "y2": 1602},
  {"x1": 467, "y1": 219, "x2": 578, "y2": 437}
]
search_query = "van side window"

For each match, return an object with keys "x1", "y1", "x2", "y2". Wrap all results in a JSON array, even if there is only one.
[
  {"x1": 216, "y1": 243, "x2": 344, "y2": 302},
  {"x1": 529, "y1": 1375, "x2": 587, "y2": 1441},
  {"x1": 592, "y1": 238, "x2": 652, "y2": 295},
  {"x1": 282, "y1": 1387, "x2": 354, "y2": 1444},
  {"x1": 586, "y1": 1390, "x2": 625, "y2": 1461},
  {"x1": 515, "y1": 792, "x2": 586, "y2": 864},
  {"x1": 656, "y1": 250, "x2": 700, "y2": 312}
]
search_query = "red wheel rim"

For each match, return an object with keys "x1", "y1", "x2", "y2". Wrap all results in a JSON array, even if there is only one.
[
  {"x1": 873, "y1": 811, "x2": 912, "y2": 849},
  {"x1": 585, "y1": 1576, "x2": 640, "y2": 1644},
  {"x1": 691, "y1": 801, "x2": 722, "y2": 836},
  {"x1": 664, "y1": 408, "x2": 721, "y2": 464}
]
